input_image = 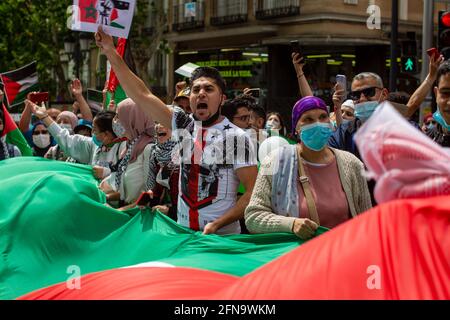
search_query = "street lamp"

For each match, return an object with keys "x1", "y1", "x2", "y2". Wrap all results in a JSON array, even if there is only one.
[{"x1": 64, "y1": 32, "x2": 91, "y2": 79}]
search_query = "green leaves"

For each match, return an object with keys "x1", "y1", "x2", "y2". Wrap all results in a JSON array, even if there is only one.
[{"x1": 0, "y1": 0, "x2": 72, "y2": 107}]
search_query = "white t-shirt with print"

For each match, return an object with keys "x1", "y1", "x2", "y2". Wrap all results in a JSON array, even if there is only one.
[{"x1": 172, "y1": 107, "x2": 256, "y2": 234}]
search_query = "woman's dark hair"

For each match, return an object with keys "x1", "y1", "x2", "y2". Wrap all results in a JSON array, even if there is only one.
[
  {"x1": 267, "y1": 111, "x2": 287, "y2": 136},
  {"x1": 0, "y1": 107, "x2": 4, "y2": 135},
  {"x1": 0, "y1": 106, "x2": 4, "y2": 123},
  {"x1": 94, "y1": 111, "x2": 116, "y2": 136}
]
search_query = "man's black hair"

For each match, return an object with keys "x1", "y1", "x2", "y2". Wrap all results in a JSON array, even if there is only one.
[
  {"x1": 221, "y1": 98, "x2": 252, "y2": 121},
  {"x1": 436, "y1": 61, "x2": 450, "y2": 86},
  {"x1": 250, "y1": 105, "x2": 266, "y2": 121},
  {"x1": 190, "y1": 67, "x2": 227, "y2": 94},
  {"x1": 93, "y1": 110, "x2": 116, "y2": 136},
  {"x1": 387, "y1": 91, "x2": 410, "y2": 105}
]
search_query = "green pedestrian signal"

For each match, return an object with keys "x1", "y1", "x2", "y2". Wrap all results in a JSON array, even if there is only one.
[
  {"x1": 405, "y1": 58, "x2": 414, "y2": 71},
  {"x1": 401, "y1": 56, "x2": 418, "y2": 74}
]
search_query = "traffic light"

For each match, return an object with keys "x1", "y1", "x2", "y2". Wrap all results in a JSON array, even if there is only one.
[
  {"x1": 438, "y1": 11, "x2": 450, "y2": 60},
  {"x1": 401, "y1": 56, "x2": 418, "y2": 74}
]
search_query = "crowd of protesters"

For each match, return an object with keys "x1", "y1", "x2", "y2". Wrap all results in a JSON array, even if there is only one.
[{"x1": 1, "y1": 28, "x2": 449, "y2": 239}]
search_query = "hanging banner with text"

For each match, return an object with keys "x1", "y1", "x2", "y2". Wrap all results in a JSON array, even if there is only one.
[{"x1": 71, "y1": 0, "x2": 136, "y2": 39}]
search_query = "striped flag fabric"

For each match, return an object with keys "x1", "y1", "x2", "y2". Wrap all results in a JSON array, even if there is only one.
[
  {"x1": 17, "y1": 194, "x2": 450, "y2": 300},
  {"x1": 105, "y1": 38, "x2": 134, "y2": 108},
  {"x1": 0, "y1": 158, "x2": 448, "y2": 300},
  {"x1": 1, "y1": 103, "x2": 33, "y2": 156},
  {"x1": 0, "y1": 62, "x2": 39, "y2": 108}
]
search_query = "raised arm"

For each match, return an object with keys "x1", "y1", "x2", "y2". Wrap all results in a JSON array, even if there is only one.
[
  {"x1": 70, "y1": 79, "x2": 93, "y2": 122},
  {"x1": 19, "y1": 94, "x2": 34, "y2": 133},
  {"x1": 95, "y1": 27, "x2": 173, "y2": 128},
  {"x1": 406, "y1": 54, "x2": 444, "y2": 119},
  {"x1": 292, "y1": 52, "x2": 313, "y2": 97},
  {"x1": 332, "y1": 83, "x2": 345, "y2": 127}
]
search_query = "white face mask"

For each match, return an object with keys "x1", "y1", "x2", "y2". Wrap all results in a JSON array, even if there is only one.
[
  {"x1": 266, "y1": 119, "x2": 281, "y2": 130},
  {"x1": 60, "y1": 123, "x2": 73, "y2": 134},
  {"x1": 33, "y1": 134, "x2": 51, "y2": 149}
]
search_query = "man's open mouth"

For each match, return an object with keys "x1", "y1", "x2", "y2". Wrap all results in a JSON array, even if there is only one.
[{"x1": 197, "y1": 103, "x2": 208, "y2": 110}]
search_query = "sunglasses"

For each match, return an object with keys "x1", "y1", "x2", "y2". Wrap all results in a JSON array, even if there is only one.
[
  {"x1": 348, "y1": 87, "x2": 382, "y2": 101},
  {"x1": 32, "y1": 130, "x2": 48, "y2": 135},
  {"x1": 157, "y1": 132, "x2": 167, "y2": 137},
  {"x1": 425, "y1": 120, "x2": 437, "y2": 125}
]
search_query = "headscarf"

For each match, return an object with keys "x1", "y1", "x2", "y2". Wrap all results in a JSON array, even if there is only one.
[
  {"x1": 342, "y1": 99, "x2": 355, "y2": 110},
  {"x1": 354, "y1": 102, "x2": 450, "y2": 204},
  {"x1": 291, "y1": 96, "x2": 328, "y2": 134},
  {"x1": 57, "y1": 111, "x2": 78, "y2": 129},
  {"x1": 30, "y1": 121, "x2": 55, "y2": 148},
  {"x1": 117, "y1": 98, "x2": 155, "y2": 163}
]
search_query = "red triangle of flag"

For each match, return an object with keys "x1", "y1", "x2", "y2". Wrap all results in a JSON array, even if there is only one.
[
  {"x1": 1, "y1": 75, "x2": 20, "y2": 106},
  {"x1": 111, "y1": 8, "x2": 118, "y2": 21},
  {"x1": 1, "y1": 103, "x2": 18, "y2": 136}
]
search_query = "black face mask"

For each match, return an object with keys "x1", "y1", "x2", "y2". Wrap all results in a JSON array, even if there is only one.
[
  {"x1": 194, "y1": 108, "x2": 221, "y2": 127},
  {"x1": 193, "y1": 98, "x2": 223, "y2": 127}
]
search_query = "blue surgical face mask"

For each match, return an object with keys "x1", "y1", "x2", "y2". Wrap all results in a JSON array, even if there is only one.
[
  {"x1": 342, "y1": 119, "x2": 353, "y2": 126},
  {"x1": 112, "y1": 120, "x2": 126, "y2": 138},
  {"x1": 299, "y1": 122, "x2": 333, "y2": 151},
  {"x1": 92, "y1": 134, "x2": 103, "y2": 147},
  {"x1": 354, "y1": 101, "x2": 379, "y2": 123},
  {"x1": 433, "y1": 110, "x2": 450, "y2": 131}
]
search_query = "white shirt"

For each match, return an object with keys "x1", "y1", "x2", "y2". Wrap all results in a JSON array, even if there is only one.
[
  {"x1": 118, "y1": 143, "x2": 153, "y2": 204},
  {"x1": 172, "y1": 107, "x2": 257, "y2": 234},
  {"x1": 47, "y1": 122, "x2": 126, "y2": 169}
]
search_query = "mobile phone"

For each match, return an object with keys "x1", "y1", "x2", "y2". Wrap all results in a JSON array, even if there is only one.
[
  {"x1": 427, "y1": 48, "x2": 440, "y2": 60},
  {"x1": 247, "y1": 88, "x2": 261, "y2": 98},
  {"x1": 335, "y1": 75, "x2": 347, "y2": 102},
  {"x1": 29, "y1": 92, "x2": 49, "y2": 104},
  {"x1": 290, "y1": 40, "x2": 302, "y2": 56}
]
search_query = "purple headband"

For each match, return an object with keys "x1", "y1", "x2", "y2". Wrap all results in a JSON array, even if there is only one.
[{"x1": 291, "y1": 96, "x2": 328, "y2": 134}]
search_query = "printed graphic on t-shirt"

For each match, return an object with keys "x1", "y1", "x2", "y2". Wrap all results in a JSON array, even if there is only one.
[{"x1": 172, "y1": 107, "x2": 255, "y2": 232}]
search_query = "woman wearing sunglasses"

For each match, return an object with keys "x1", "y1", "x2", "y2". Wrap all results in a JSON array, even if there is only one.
[{"x1": 245, "y1": 96, "x2": 372, "y2": 239}]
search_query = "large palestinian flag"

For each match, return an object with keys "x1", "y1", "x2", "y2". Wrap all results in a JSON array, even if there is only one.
[
  {"x1": 1, "y1": 158, "x2": 448, "y2": 300},
  {"x1": 1, "y1": 104, "x2": 33, "y2": 156},
  {"x1": 0, "y1": 62, "x2": 39, "y2": 108}
]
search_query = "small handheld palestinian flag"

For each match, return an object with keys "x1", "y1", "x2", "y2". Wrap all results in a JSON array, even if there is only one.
[
  {"x1": 0, "y1": 61, "x2": 39, "y2": 108},
  {"x1": 105, "y1": 38, "x2": 134, "y2": 108},
  {"x1": 1, "y1": 103, "x2": 33, "y2": 156}
]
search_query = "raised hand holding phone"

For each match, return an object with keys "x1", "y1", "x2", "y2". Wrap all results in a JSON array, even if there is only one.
[
  {"x1": 29, "y1": 92, "x2": 49, "y2": 105},
  {"x1": 335, "y1": 75, "x2": 347, "y2": 103}
]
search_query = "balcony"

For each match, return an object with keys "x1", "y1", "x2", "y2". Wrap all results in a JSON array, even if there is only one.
[
  {"x1": 211, "y1": 0, "x2": 248, "y2": 26},
  {"x1": 255, "y1": 0, "x2": 300, "y2": 20},
  {"x1": 172, "y1": 1, "x2": 205, "y2": 32}
]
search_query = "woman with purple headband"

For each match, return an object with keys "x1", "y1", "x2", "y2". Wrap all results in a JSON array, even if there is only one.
[{"x1": 245, "y1": 96, "x2": 371, "y2": 239}]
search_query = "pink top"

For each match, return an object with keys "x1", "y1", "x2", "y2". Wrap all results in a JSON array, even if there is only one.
[{"x1": 298, "y1": 157, "x2": 350, "y2": 229}]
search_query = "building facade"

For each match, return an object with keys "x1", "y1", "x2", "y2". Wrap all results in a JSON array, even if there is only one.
[{"x1": 151, "y1": 0, "x2": 444, "y2": 123}]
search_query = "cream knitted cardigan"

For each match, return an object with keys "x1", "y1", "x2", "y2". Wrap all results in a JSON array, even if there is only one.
[{"x1": 245, "y1": 147, "x2": 372, "y2": 234}]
